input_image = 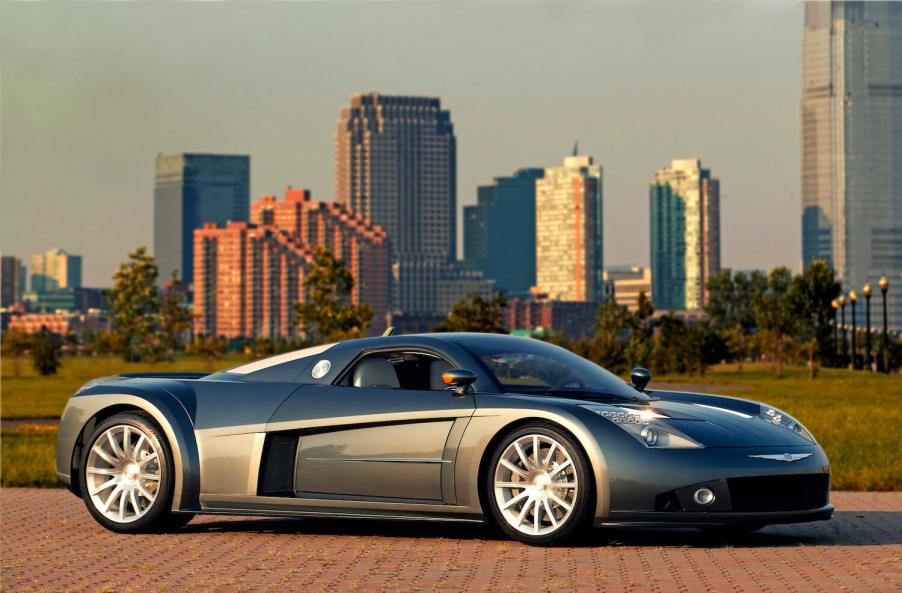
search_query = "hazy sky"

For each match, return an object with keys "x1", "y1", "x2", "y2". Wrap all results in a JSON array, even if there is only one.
[{"x1": 1, "y1": 0, "x2": 803, "y2": 286}]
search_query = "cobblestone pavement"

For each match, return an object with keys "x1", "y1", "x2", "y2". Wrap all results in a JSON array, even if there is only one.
[{"x1": 1, "y1": 489, "x2": 899, "y2": 593}]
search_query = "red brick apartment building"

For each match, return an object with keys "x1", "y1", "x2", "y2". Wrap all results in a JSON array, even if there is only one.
[{"x1": 193, "y1": 188, "x2": 389, "y2": 339}]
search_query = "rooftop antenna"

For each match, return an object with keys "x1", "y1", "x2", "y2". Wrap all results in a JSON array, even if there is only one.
[{"x1": 572, "y1": 140, "x2": 579, "y2": 156}]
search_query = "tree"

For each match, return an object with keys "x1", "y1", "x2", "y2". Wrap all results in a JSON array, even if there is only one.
[
  {"x1": 2, "y1": 329, "x2": 32, "y2": 377},
  {"x1": 107, "y1": 247, "x2": 160, "y2": 362},
  {"x1": 789, "y1": 259, "x2": 840, "y2": 368},
  {"x1": 753, "y1": 267, "x2": 798, "y2": 378},
  {"x1": 30, "y1": 327, "x2": 62, "y2": 376},
  {"x1": 705, "y1": 270, "x2": 767, "y2": 333},
  {"x1": 158, "y1": 269, "x2": 193, "y2": 360},
  {"x1": 435, "y1": 293, "x2": 508, "y2": 333},
  {"x1": 624, "y1": 291, "x2": 655, "y2": 370},
  {"x1": 188, "y1": 335, "x2": 226, "y2": 372},
  {"x1": 586, "y1": 297, "x2": 633, "y2": 375},
  {"x1": 723, "y1": 324, "x2": 751, "y2": 371},
  {"x1": 294, "y1": 247, "x2": 373, "y2": 344}
]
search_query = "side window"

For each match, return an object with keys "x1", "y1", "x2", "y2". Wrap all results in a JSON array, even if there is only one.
[{"x1": 343, "y1": 351, "x2": 453, "y2": 391}]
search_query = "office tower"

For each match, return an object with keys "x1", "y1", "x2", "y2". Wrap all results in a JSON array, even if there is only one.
[
  {"x1": 194, "y1": 188, "x2": 389, "y2": 339},
  {"x1": 802, "y1": 1, "x2": 902, "y2": 328},
  {"x1": 335, "y1": 93, "x2": 456, "y2": 314},
  {"x1": 533, "y1": 155, "x2": 603, "y2": 302},
  {"x1": 464, "y1": 168, "x2": 545, "y2": 295},
  {"x1": 1, "y1": 256, "x2": 26, "y2": 307},
  {"x1": 603, "y1": 265, "x2": 653, "y2": 311},
  {"x1": 30, "y1": 248, "x2": 82, "y2": 293},
  {"x1": 649, "y1": 158, "x2": 720, "y2": 311},
  {"x1": 154, "y1": 153, "x2": 250, "y2": 287}
]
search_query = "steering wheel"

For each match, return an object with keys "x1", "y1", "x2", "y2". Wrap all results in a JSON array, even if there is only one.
[{"x1": 548, "y1": 375, "x2": 586, "y2": 391}]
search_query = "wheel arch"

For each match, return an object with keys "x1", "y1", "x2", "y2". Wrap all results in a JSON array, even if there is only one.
[
  {"x1": 471, "y1": 415, "x2": 607, "y2": 525},
  {"x1": 58, "y1": 390, "x2": 200, "y2": 512}
]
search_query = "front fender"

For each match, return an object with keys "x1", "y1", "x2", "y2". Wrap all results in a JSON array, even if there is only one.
[{"x1": 56, "y1": 385, "x2": 200, "y2": 512}]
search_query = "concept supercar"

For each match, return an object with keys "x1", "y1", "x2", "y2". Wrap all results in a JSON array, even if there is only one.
[{"x1": 57, "y1": 333, "x2": 832, "y2": 545}]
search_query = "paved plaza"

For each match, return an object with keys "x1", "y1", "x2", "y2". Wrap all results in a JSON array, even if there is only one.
[{"x1": 1, "y1": 489, "x2": 899, "y2": 592}]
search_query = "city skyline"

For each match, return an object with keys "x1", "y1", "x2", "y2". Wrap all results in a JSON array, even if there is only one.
[{"x1": 1, "y1": 1, "x2": 805, "y2": 286}]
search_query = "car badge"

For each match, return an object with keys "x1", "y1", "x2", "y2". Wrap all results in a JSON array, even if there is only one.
[{"x1": 748, "y1": 453, "x2": 812, "y2": 462}]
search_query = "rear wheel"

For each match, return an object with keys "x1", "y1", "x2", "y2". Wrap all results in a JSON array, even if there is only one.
[
  {"x1": 486, "y1": 423, "x2": 593, "y2": 545},
  {"x1": 79, "y1": 412, "x2": 187, "y2": 532}
]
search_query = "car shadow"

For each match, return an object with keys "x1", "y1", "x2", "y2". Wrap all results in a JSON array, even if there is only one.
[{"x1": 182, "y1": 510, "x2": 902, "y2": 547}]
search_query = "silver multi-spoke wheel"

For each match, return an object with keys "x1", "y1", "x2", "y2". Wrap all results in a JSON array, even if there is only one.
[
  {"x1": 85, "y1": 424, "x2": 162, "y2": 523},
  {"x1": 493, "y1": 433, "x2": 579, "y2": 536}
]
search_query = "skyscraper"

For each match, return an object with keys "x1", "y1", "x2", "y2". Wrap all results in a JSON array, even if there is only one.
[
  {"x1": 154, "y1": 153, "x2": 250, "y2": 287},
  {"x1": 802, "y1": 1, "x2": 902, "y2": 328},
  {"x1": 1, "y1": 256, "x2": 26, "y2": 307},
  {"x1": 649, "y1": 158, "x2": 720, "y2": 311},
  {"x1": 335, "y1": 93, "x2": 456, "y2": 314},
  {"x1": 464, "y1": 168, "x2": 545, "y2": 295},
  {"x1": 534, "y1": 155, "x2": 604, "y2": 302},
  {"x1": 30, "y1": 248, "x2": 82, "y2": 293}
]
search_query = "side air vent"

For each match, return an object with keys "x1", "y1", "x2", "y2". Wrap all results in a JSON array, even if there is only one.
[{"x1": 258, "y1": 433, "x2": 298, "y2": 496}]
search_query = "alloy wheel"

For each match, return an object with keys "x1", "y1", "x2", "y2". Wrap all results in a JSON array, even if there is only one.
[
  {"x1": 492, "y1": 433, "x2": 579, "y2": 536},
  {"x1": 85, "y1": 424, "x2": 162, "y2": 523}
]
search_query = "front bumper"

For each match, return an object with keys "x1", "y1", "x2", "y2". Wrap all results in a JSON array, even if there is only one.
[{"x1": 596, "y1": 504, "x2": 833, "y2": 528}]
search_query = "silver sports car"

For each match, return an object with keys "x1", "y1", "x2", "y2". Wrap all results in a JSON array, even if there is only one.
[{"x1": 56, "y1": 332, "x2": 832, "y2": 545}]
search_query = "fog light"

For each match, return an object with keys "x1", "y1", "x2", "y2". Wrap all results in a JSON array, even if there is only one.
[
  {"x1": 640, "y1": 426, "x2": 658, "y2": 446},
  {"x1": 693, "y1": 487, "x2": 715, "y2": 506}
]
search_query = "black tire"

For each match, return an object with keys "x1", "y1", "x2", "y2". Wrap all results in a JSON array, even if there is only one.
[
  {"x1": 79, "y1": 412, "x2": 182, "y2": 533},
  {"x1": 485, "y1": 422, "x2": 594, "y2": 546}
]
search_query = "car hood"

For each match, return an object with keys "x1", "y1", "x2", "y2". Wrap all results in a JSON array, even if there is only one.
[{"x1": 519, "y1": 391, "x2": 815, "y2": 448}]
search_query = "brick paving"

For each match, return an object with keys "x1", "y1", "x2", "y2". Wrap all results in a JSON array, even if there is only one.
[{"x1": 1, "y1": 489, "x2": 899, "y2": 593}]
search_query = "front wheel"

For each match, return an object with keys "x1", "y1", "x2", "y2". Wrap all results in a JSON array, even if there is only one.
[
  {"x1": 79, "y1": 412, "x2": 187, "y2": 532},
  {"x1": 486, "y1": 423, "x2": 593, "y2": 545}
]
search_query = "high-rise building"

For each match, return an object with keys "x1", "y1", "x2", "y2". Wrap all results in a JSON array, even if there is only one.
[
  {"x1": 30, "y1": 248, "x2": 82, "y2": 293},
  {"x1": 194, "y1": 189, "x2": 390, "y2": 339},
  {"x1": 464, "y1": 168, "x2": 545, "y2": 295},
  {"x1": 335, "y1": 93, "x2": 456, "y2": 314},
  {"x1": 649, "y1": 158, "x2": 720, "y2": 310},
  {"x1": 1, "y1": 256, "x2": 26, "y2": 308},
  {"x1": 154, "y1": 153, "x2": 250, "y2": 287},
  {"x1": 802, "y1": 2, "x2": 902, "y2": 328},
  {"x1": 533, "y1": 155, "x2": 604, "y2": 302}
]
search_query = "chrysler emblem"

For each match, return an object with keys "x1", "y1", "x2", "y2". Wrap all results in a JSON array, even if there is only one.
[{"x1": 748, "y1": 453, "x2": 812, "y2": 462}]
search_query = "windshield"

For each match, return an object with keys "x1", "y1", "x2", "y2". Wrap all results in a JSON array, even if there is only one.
[{"x1": 458, "y1": 336, "x2": 648, "y2": 401}]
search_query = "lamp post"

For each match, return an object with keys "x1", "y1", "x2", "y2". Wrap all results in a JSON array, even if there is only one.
[
  {"x1": 849, "y1": 290, "x2": 858, "y2": 369},
  {"x1": 863, "y1": 282, "x2": 873, "y2": 371},
  {"x1": 831, "y1": 299, "x2": 839, "y2": 366},
  {"x1": 838, "y1": 293, "x2": 847, "y2": 366},
  {"x1": 879, "y1": 275, "x2": 889, "y2": 372}
]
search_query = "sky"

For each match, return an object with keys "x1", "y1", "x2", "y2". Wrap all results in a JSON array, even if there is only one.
[{"x1": 0, "y1": 0, "x2": 803, "y2": 287}]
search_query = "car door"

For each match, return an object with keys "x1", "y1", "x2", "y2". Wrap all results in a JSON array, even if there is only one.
[{"x1": 265, "y1": 348, "x2": 475, "y2": 502}]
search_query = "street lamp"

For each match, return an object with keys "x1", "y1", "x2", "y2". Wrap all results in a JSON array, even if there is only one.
[
  {"x1": 849, "y1": 290, "x2": 858, "y2": 369},
  {"x1": 831, "y1": 298, "x2": 839, "y2": 366},
  {"x1": 863, "y1": 282, "x2": 872, "y2": 371},
  {"x1": 838, "y1": 293, "x2": 847, "y2": 366},
  {"x1": 879, "y1": 275, "x2": 890, "y2": 373}
]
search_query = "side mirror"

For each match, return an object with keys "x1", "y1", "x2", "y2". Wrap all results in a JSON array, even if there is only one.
[
  {"x1": 630, "y1": 368, "x2": 652, "y2": 392},
  {"x1": 442, "y1": 368, "x2": 478, "y2": 395}
]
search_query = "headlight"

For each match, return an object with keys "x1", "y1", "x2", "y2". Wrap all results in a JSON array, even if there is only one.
[
  {"x1": 759, "y1": 406, "x2": 815, "y2": 443},
  {"x1": 582, "y1": 405, "x2": 703, "y2": 449}
]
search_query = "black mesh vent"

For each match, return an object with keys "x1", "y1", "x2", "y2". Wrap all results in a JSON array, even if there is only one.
[
  {"x1": 259, "y1": 433, "x2": 298, "y2": 496},
  {"x1": 728, "y1": 474, "x2": 829, "y2": 512},
  {"x1": 654, "y1": 492, "x2": 683, "y2": 512}
]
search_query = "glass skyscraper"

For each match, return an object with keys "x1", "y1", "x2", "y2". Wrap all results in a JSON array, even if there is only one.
[
  {"x1": 649, "y1": 159, "x2": 720, "y2": 311},
  {"x1": 153, "y1": 154, "x2": 250, "y2": 287},
  {"x1": 802, "y1": 1, "x2": 902, "y2": 328},
  {"x1": 464, "y1": 168, "x2": 545, "y2": 295}
]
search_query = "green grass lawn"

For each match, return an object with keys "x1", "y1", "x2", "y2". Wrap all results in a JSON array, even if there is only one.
[{"x1": 1, "y1": 357, "x2": 899, "y2": 490}]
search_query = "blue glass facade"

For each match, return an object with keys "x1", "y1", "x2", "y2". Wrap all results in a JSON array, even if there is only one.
[
  {"x1": 154, "y1": 154, "x2": 250, "y2": 287},
  {"x1": 649, "y1": 183, "x2": 686, "y2": 310},
  {"x1": 463, "y1": 168, "x2": 544, "y2": 295}
]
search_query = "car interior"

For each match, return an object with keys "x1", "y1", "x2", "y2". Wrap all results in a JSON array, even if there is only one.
[{"x1": 341, "y1": 351, "x2": 453, "y2": 391}]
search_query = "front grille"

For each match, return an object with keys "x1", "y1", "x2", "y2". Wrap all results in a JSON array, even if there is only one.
[{"x1": 728, "y1": 474, "x2": 829, "y2": 512}]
